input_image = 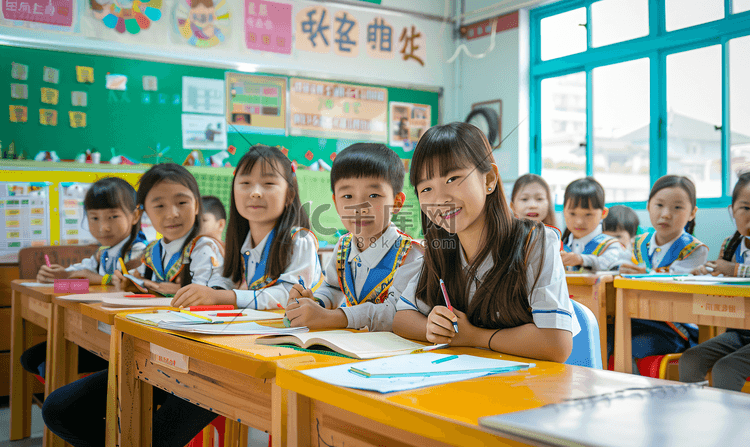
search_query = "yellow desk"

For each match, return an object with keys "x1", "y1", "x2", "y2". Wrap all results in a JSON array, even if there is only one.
[
  {"x1": 566, "y1": 273, "x2": 614, "y2": 365},
  {"x1": 114, "y1": 315, "x2": 353, "y2": 447},
  {"x1": 277, "y1": 348, "x2": 671, "y2": 446},
  {"x1": 613, "y1": 278, "x2": 750, "y2": 374}
]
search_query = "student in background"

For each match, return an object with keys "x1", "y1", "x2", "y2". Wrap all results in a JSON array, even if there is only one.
[
  {"x1": 42, "y1": 164, "x2": 224, "y2": 447},
  {"x1": 285, "y1": 143, "x2": 423, "y2": 331},
  {"x1": 602, "y1": 205, "x2": 639, "y2": 252},
  {"x1": 681, "y1": 173, "x2": 750, "y2": 391},
  {"x1": 510, "y1": 173, "x2": 557, "y2": 228},
  {"x1": 23, "y1": 177, "x2": 147, "y2": 384},
  {"x1": 616, "y1": 175, "x2": 707, "y2": 368},
  {"x1": 201, "y1": 195, "x2": 227, "y2": 242},
  {"x1": 170, "y1": 145, "x2": 322, "y2": 309},
  {"x1": 393, "y1": 123, "x2": 578, "y2": 363},
  {"x1": 560, "y1": 178, "x2": 625, "y2": 272}
]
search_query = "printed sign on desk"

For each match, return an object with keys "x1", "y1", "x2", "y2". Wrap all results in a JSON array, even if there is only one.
[
  {"x1": 150, "y1": 343, "x2": 189, "y2": 373},
  {"x1": 693, "y1": 294, "x2": 746, "y2": 319}
]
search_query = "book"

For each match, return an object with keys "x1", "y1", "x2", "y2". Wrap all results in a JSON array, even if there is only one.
[
  {"x1": 255, "y1": 330, "x2": 427, "y2": 359},
  {"x1": 100, "y1": 296, "x2": 173, "y2": 307},
  {"x1": 674, "y1": 275, "x2": 750, "y2": 284},
  {"x1": 122, "y1": 273, "x2": 149, "y2": 293},
  {"x1": 55, "y1": 291, "x2": 131, "y2": 302},
  {"x1": 348, "y1": 353, "x2": 534, "y2": 378},
  {"x1": 156, "y1": 321, "x2": 308, "y2": 335},
  {"x1": 126, "y1": 309, "x2": 282, "y2": 327}
]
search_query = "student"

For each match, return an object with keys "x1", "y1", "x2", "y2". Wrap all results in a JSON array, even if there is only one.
[
  {"x1": 560, "y1": 178, "x2": 625, "y2": 272},
  {"x1": 680, "y1": 173, "x2": 750, "y2": 391},
  {"x1": 510, "y1": 173, "x2": 556, "y2": 228},
  {"x1": 170, "y1": 145, "x2": 322, "y2": 309},
  {"x1": 392, "y1": 123, "x2": 579, "y2": 363},
  {"x1": 201, "y1": 195, "x2": 227, "y2": 242},
  {"x1": 602, "y1": 204, "x2": 639, "y2": 252},
  {"x1": 284, "y1": 143, "x2": 423, "y2": 331},
  {"x1": 42, "y1": 164, "x2": 223, "y2": 447},
  {"x1": 23, "y1": 177, "x2": 147, "y2": 382},
  {"x1": 616, "y1": 175, "x2": 707, "y2": 366}
]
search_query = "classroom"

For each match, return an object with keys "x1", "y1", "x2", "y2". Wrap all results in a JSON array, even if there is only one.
[{"x1": 2, "y1": 0, "x2": 750, "y2": 446}]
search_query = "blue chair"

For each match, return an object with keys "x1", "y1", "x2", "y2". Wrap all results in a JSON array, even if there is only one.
[{"x1": 565, "y1": 300, "x2": 603, "y2": 369}]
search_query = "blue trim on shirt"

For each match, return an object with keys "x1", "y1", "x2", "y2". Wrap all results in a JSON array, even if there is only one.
[
  {"x1": 532, "y1": 309, "x2": 572, "y2": 317},
  {"x1": 399, "y1": 296, "x2": 418, "y2": 309}
]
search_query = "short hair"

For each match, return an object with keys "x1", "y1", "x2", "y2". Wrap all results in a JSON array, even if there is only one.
[
  {"x1": 202, "y1": 195, "x2": 226, "y2": 221},
  {"x1": 602, "y1": 205, "x2": 639, "y2": 238},
  {"x1": 330, "y1": 143, "x2": 405, "y2": 195},
  {"x1": 563, "y1": 177, "x2": 606, "y2": 210}
]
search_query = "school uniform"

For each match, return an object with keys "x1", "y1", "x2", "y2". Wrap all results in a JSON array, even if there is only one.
[
  {"x1": 397, "y1": 227, "x2": 581, "y2": 336},
  {"x1": 563, "y1": 226, "x2": 625, "y2": 272},
  {"x1": 210, "y1": 227, "x2": 322, "y2": 310},
  {"x1": 137, "y1": 233, "x2": 225, "y2": 285},
  {"x1": 315, "y1": 223, "x2": 423, "y2": 331},
  {"x1": 65, "y1": 231, "x2": 147, "y2": 276},
  {"x1": 679, "y1": 236, "x2": 750, "y2": 391}
]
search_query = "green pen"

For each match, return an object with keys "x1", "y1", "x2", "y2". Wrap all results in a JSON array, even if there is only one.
[{"x1": 432, "y1": 354, "x2": 458, "y2": 364}]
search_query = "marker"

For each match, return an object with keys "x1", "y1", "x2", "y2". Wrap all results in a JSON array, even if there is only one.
[
  {"x1": 214, "y1": 312, "x2": 245, "y2": 317},
  {"x1": 125, "y1": 294, "x2": 156, "y2": 298},
  {"x1": 432, "y1": 354, "x2": 458, "y2": 364},
  {"x1": 118, "y1": 257, "x2": 129, "y2": 276},
  {"x1": 44, "y1": 254, "x2": 51, "y2": 268},
  {"x1": 439, "y1": 279, "x2": 459, "y2": 334},
  {"x1": 410, "y1": 343, "x2": 450, "y2": 354},
  {"x1": 189, "y1": 305, "x2": 234, "y2": 312}
]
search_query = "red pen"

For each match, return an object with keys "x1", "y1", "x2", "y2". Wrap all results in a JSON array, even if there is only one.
[
  {"x1": 44, "y1": 254, "x2": 51, "y2": 268},
  {"x1": 189, "y1": 305, "x2": 235, "y2": 312},
  {"x1": 439, "y1": 278, "x2": 459, "y2": 334},
  {"x1": 215, "y1": 312, "x2": 245, "y2": 317},
  {"x1": 125, "y1": 294, "x2": 156, "y2": 298}
]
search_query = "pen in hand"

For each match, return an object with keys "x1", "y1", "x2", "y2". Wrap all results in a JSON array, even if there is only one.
[{"x1": 439, "y1": 278, "x2": 459, "y2": 334}]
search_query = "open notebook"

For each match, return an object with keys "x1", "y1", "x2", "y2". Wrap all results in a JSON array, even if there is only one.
[{"x1": 255, "y1": 330, "x2": 426, "y2": 359}]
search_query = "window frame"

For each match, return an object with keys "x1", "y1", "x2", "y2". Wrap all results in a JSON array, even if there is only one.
[{"x1": 530, "y1": 0, "x2": 750, "y2": 210}]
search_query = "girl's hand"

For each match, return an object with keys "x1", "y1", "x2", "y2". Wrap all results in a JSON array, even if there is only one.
[
  {"x1": 691, "y1": 265, "x2": 711, "y2": 276},
  {"x1": 287, "y1": 284, "x2": 314, "y2": 306},
  {"x1": 427, "y1": 305, "x2": 460, "y2": 344},
  {"x1": 37, "y1": 265, "x2": 69, "y2": 283},
  {"x1": 112, "y1": 270, "x2": 125, "y2": 290},
  {"x1": 143, "y1": 280, "x2": 181, "y2": 296},
  {"x1": 560, "y1": 252, "x2": 583, "y2": 267},
  {"x1": 619, "y1": 263, "x2": 647, "y2": 274},
  {"x1": 285, "y1": 298, "x2": 347, "y2": 329},
  {"x1": 705, "y1": 259, "x2": 737, "y2": 277},
  {"x1": 171, "y1": 284, "x2": 228, "y2": 308}
]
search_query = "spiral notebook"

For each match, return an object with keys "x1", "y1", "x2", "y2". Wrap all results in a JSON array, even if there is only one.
[{"x1": 479, "y1": 384, "x2": 750, "y2": 447}]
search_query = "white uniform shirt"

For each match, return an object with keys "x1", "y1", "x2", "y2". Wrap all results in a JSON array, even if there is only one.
[
  {"x1": 136, "y1": 234, "x2": 224, "y2": 286},
  {"x1": 397, "y1": 227, "x2": 581, "y2": 335},
  {"x1": 66, "y1": 237, "x2": 147, "y2": 275},
  {"x1": 647, "y1": 231, "x2": 708, "y2": 274},
  {"x1": 213, "y1": 228, "x2": 322, "y2": 310},
  {"x1": 315, "y1": 223, "x2": 423, "y2": 331},
  {"x1": 566, "y1": 225, "x2": 625, "y2": 271}
]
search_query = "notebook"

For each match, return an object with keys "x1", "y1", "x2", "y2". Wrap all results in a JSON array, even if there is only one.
[
  {"x1": 100, "y1": 296, "x2": 174, "y2": 307},
  {"x1": 156, "y1": 321, "x2": 308, "y2": 335},
  {"x1": 255, "y1": 330, "x2": 426, "y2": 359},
  {"x1": 55, "y1": 291, "x2": 131, "y2": 302},
  {"x1": 479, "y1": 384, "x2": 750, "y2": 447},
  {"x1": 674, "y1": 276, "x2": 750, "y2": 284},
  {"x1": 122, "y1": 273, "x2": 149, "y2": 293},
  {"x1": 127, "y1": 309, "x2": 282, "y2": 327},
  {"x1": 348, "y1": 353, "x2": 534, "y2": 378}
]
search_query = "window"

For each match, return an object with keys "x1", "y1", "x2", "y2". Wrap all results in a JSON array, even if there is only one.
[{"x1": 531, "y1": 0, "x2": 750, "y2": 209}]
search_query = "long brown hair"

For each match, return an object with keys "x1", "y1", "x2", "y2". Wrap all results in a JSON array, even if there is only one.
[
  {"x1": 723, "y1": 172, "x2": 750, "y2": 262},
  {"x1": 410, "y1": 122, "x2": 544, "y2": 329},
  {"x1": 223, "y1": 145, "x2": 311, "y2": 285},
  {"x1": 511, "y1": 173, "x2": 557, "y2": 228}
]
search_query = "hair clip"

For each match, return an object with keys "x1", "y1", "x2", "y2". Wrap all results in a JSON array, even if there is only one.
[
  {"x1": 137, "y1": 204, "x2": 144, "y2": 210},
  {"x1": 291, "y1": 161, "x2": 297, "y2": 174}
]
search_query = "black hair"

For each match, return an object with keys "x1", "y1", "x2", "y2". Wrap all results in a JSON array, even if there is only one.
[
  {"x1": 649, "y1": 175, "x2": 697, "y2": 235},
  {"x1": 723, "y1": 172, "x2": 750, "y2": 262},
  {"x1": 562, "y1": 177, "x2": 606, "y2": 241},
  {"x1": 137, "y1": 163, "x2": 203, "y2": 287},
  {"x1": 201, "y1": 195, "x2": 226, "y2": 221},
  {"x1": 224, "y1": 145, "x2": 311, "y2": 285},
  {"x1": 84, "y1": 177, "x2": 142, "y2": 258},
  {"x1": 510, "y1": 173, "x2": 557, "y2": 227},
  {"x1": 330, "y1": 143, "x2": 405, "y2": 195},
  {"x1": 602, "y1": 205, "x2": 639, "y2": 238}
]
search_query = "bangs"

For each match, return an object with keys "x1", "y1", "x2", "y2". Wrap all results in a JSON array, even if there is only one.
[
  {"x1": 563, "y1": 178, "x2": 605, "y2": 210},
  {"x1": 84, "y1": 178, "x2": 136, "y2": 212},
  {"x1": 235, "y1": 145, "x2": 290, "y2": 183}
]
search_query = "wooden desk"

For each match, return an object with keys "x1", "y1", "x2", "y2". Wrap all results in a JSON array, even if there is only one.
[
  {"x1": 277, "y1": 348, "x2": 672, "y2": 447},
  {"x1": 614, "y1": 278, "x2": 750, "y2": 374},
  {"x1": 566, "y1": 273, "x2": 614, "y2": 365},
  {"x1": 114, "y1": 315, "x2": 352, "y2": 447}
]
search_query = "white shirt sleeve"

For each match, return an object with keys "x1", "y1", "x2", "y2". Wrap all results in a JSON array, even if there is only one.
[
  {"x1": 340, "y1": 243, "x2": 424, "y2": 331},
  {"x1": 394, "y1": 259, "x2": 431, "y2": 315},
  {"x1": 581, "y1": 241, "x2": 627, "y2": 271},
  {"x1": 313, "y1": 237, "x2": 346, "y2": 309},
  {"x1": 528, "y1": 227, "x2": 579, "y2": 335},
  {"x1": 126, "y1": 241, "x2": 148, "y2": 264},
  {"x1": 670, "y1": 245, "x2": 709, "y2": 274},
  {"x1": 65, "y1": 253, "x2": 99, "y2": 273},
  {"x1": 234, "y1": 230, "x2": 322, "y2": 310},
  {"x1": 188, "y1": 237, "x2": 225, "y2": 287}
]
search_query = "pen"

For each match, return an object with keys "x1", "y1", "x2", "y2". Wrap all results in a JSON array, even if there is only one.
[
  {"x1": 189, "y1": 305, "x2": 234, "y2": 312},
  {"x1": 439, "y1": 278, "x2": 459, "y2": 334},
  {"x1": 706, "y1": 267, "x2": 714, "y2": 273},
  {"x1": 432, "y1": 355, "x2": 459, "y2": 364},
  {"x1": 118, "y1": 257, "x2": 129, "y2": 275},
  {"x1": 44, "y1": 254, "x2": 51, "y2": 268},
  {"x1": 213, "y1": 312, "x2": 245, "y2": 317},
  {"x1": 125, "y1": 294, "x2": 156, "y2": 298},
  {"x1": 294, "y1": 276, "x2": 305, "y2": 304},
  {"x1": 410, "y1": 343, "x2": 450, "y2": 354}
]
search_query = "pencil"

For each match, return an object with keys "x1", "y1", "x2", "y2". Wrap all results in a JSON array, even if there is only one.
[{"x1": 118, "y1": 257, "x2": 129, "y2": 276}]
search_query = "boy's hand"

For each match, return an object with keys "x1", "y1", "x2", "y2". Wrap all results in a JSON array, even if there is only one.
[
  {"x1": 285, "y1": 298, "x2": 347, "y2": 329},
  {"x1": 37, "y1": 264, "x2": 69, "y2": 283},
  {"x1": 143, "y1": 280, "x2": 180, "y2": 296},
  {"x1": 619, "y1": 263, "x2": 647, "y2": 274},
  {"x1": 287, "y1": 284, "x2": 314, "y2": 305},
  {"x1": 560, "y1": 252, "x2": 583, "y2": 267},
  {"x1": 171, "y1": 284, "x2": 229, "y2": 308}
]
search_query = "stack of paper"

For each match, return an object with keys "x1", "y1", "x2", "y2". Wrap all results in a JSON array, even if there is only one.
[
  {"x1": 158, "y1": 321, "x2": 307, "y2": 335},
  {"x1": 127, "y1": 310, "x2": 301, "y2": 335}
]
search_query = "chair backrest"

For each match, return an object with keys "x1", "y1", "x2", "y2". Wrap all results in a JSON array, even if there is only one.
[
  {"x1": 565, "y1": 300, "x2": 603, "y2": 369},
  {"x1": 18, "y1": 244, "x2": 100, "y2": 279}
]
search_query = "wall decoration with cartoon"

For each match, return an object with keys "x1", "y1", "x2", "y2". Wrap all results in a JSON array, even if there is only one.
[
  {"x1": 89, "y1": 0, "x2": 163, "y2": 34},
  {"x1": 174, "y1": 0, "x2": 230, "y2": 48}
]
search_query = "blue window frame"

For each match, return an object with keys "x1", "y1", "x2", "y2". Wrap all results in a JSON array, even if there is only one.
[{"x1": 530, "y1": 0, "x2": 750, "y2": 210}]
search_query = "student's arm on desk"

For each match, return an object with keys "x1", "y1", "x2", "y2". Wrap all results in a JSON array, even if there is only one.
[{"x1": 67, "y1": 268, "x2": 104, "y2": 283}]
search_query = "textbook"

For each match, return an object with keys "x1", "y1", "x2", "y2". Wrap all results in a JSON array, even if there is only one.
[
  {"x1": 255, "y1": 330, "x2": 427, "y2": 359},
  {"x1": 348, "y1": 353, "x2": 534, "y2": 378}
]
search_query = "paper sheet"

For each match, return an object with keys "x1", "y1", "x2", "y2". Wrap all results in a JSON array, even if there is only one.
[{"x1": 157, "y1": 321, "x2": 308, "y2": 335}]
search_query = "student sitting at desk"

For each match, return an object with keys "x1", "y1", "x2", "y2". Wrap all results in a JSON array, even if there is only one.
[
  {"x1": 681, "y1": 172, "x2": 750, "y2": 391},
  {"x1": 602, "y1": 205, "x2": 639, "y2": 253},
  {"x1": 200, "y1": 195, "x2": 227, "y2": 242},
  {"x1": 393, "y1": 123, "x2": 579, "y2": 363},
  {"x1": 285, "y1": 143, "x2": 423, "y2": 331}
]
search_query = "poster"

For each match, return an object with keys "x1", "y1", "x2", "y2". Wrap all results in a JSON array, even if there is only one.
[
  {"x1": 289, "y1": 78, "x2": 388, "y2": 141},
  {"x1": 0, "y1": 182, "x2": 50, "y2": 263},
  {"x1": 59, "y1": 182, "x2": 96, "y2": 245},
  {"x1": 89, "y1": 0, "x2": 162, "y2": 35},
  {"x1": 389, "y1": 102, "x2": 431, "y2": 151},
  {"x1": 181, "y1": 114, "x2": 227, "y2": 150},
  {"x1": 245, "y1": 0, "x2": 292, "y2": 55},
  {"x1": 174, "y1": 0, "x2": 230, "y2": 48},
  {"x1": 226, "y1": 72, "x2": 286, "y2": 135},
  {"x1": 2, "y1": 0, "x2": 74, "y2": 27},
  {"x1": 182, "y1": 76, "x2": 225, "y2": 115}
]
